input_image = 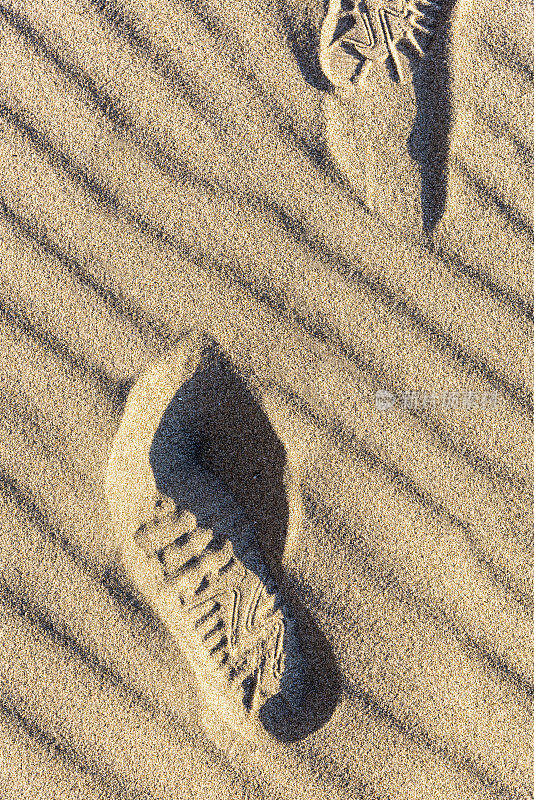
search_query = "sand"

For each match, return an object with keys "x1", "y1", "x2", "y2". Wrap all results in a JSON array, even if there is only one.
[{"x1": 0, "y1": 0, "x2": 533, "y2": 797}]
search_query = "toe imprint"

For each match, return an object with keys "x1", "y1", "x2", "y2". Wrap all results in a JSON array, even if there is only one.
[{"x1": 320, "y1": 0, "x2": 444, "y2": 92}]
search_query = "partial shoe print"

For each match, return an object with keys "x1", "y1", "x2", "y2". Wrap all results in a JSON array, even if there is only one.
[
  {"x1": 131, "y1": 487, "x2": 305, "y2": 723},
  {"x1": 104, "y1": 335, "x2": 308, "y2": 742},
  {"x1": 321, "y1": 0, "x2": 454, "y2": 236},
  {"x1": 320, "y1": 0, "x2": 443, "y2": 95}
]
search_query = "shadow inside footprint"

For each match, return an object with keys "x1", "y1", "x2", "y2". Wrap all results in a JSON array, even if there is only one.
[
  {"x1": 408, "y1": 11, "x2": 454, "y2": 232},
  {"x1": 147, "y1": 339, "x2": 341, "y2": 741},
  {"x1": 276, "y1": 0, "x2": 333, "y2": 92},
  {"x1": 148, "y1": 351, "x2": 290, "y2": 568}
]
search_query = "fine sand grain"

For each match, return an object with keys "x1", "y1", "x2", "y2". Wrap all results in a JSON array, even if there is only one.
[{"x1": 0, "y1": 0, "x2": 533, "y2": 798}]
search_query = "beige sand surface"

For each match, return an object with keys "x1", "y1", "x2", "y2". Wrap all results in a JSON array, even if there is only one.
[{"x1": 0, "y1": 0, "x2": 533, "y2": 797}]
